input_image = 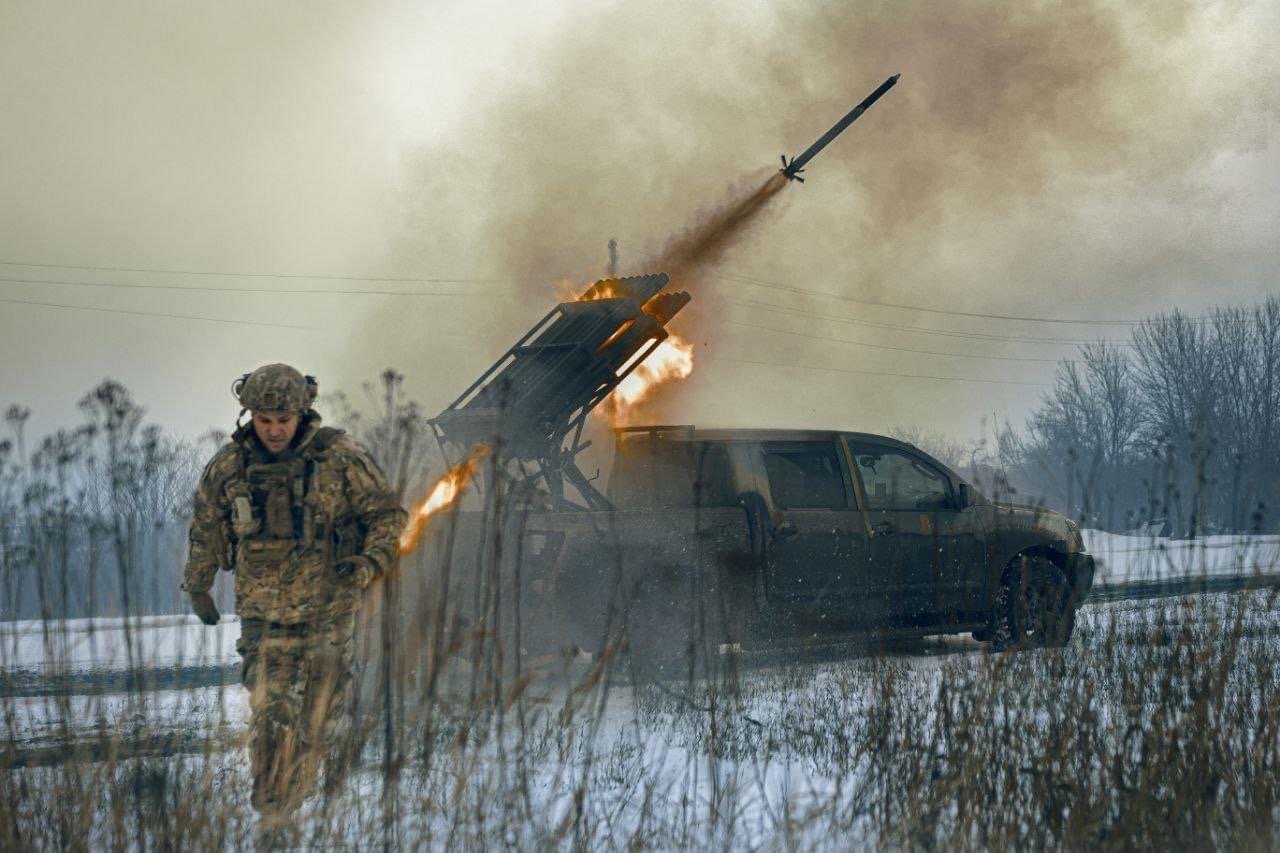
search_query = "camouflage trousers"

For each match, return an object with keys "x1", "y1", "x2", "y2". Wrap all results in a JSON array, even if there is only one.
[{"x1": 237, "y1": 614, "x2": 358, "y2": 815}]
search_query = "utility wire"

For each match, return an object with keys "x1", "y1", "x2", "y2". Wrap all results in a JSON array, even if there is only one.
[
  {"x1": 628, "y1": 247, "x2": 1147, "y2": 326},
  {"x1": 0, "y1": 276, "x2": 472, "y2": 297},
  {"x1": 726, "y1": 357, "x2": 1045, "y2": 387},
  {"x1": 0, "y1": 296, "x2": 312, "y2": 329},
  {"x1": 728, "y1": 319, "x2": 1062, "y2": 363},
  {"x1": 0, "y1": 259, "x2": 502, "y2": 285},
  {"x1": 725, "y1": 296, "x2": 1128, "y2": 347},
  {"x1": 710, "y1": 271, "x2": 1138, "y2": 326}
]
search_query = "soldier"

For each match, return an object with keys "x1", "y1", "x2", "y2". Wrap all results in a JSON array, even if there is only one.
[{"x1": 182, "y1": 363, "x2": 407, "y2": 822}]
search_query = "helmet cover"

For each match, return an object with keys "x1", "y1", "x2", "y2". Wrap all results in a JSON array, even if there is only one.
[{"x1": 234, "y1": 363, "x2": 317, "y2": 413}]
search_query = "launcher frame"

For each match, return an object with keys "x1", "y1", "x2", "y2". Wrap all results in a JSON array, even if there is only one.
[{"x1": 429, "y1": 273, "x2": 689, "y2": 511}]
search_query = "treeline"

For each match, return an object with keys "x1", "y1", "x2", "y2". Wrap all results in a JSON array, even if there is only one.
[
  {"x1": 999, "y1": 295, "x2": 1280, "y2": 535},
  {"x1": 0, "y1": 382, "x2": 213, "y2": 620},
  {"x1": 0, "y1": 371, "x2": 436, "y2": 621}
]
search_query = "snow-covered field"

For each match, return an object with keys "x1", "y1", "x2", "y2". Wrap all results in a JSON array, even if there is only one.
[
  {"x1": 1085, "y1": 530, "x2": 1280, "y2": 584},
  {"x1": 5, "y1": 685, "x2": 245, "y2": 751},
  {"x1": 2, "y1": 530, "x2": 1276, "y2": 679},
  {"x1": 0, "y1": 614, "x2": 240, "y2": 673},
  {"x1": 2, "y1": 532, "x2": 1277, "y2": 847}
]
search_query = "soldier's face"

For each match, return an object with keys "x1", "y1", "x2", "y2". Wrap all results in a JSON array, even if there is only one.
[{"x1": 252, "y1": 411, "x2": 301, "y2": 454}]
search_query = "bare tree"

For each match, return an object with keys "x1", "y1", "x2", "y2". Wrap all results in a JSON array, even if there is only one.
[
  {"x1": 888, "y1": 424, "x2": 975, "y2": 470},
  {"x1": 1012, "y1": 297, "x2": 1280, "y2": 535}
]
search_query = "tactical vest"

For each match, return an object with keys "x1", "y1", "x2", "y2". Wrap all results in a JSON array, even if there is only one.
[{"x1": 226, "y1": 425, "x2": 365, "y2": 624}]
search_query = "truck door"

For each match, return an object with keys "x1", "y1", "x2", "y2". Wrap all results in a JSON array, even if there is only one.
[
  {"x1": 758, "y1": 440, "x2": 875, "y2": 625},
  {"x1": 845, "y1": 442, "x2": 976, "y2": 624}
]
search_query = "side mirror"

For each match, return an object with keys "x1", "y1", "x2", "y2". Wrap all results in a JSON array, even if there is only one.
[{"x1": 957, "y1": 482, "x2": 971, "y2": 509}]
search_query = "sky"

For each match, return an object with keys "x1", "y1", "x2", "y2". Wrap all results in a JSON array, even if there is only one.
[{"x1": 1, "y1": 0, "x2": 1277, "y2": 454}]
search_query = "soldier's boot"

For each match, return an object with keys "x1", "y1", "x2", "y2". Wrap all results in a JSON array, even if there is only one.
[
  {"x1": 254, "y1": 820, "x2": 295, "y2": 853},
  {"x1": 251, "y1": 721, "x2": 309, "y2": 814},
  {"x1": 321, "y1": 734, "x2": 357, "y2": 803},
  {"x1": 250, "y1": 723, "x2": 303, "y2": 851}
]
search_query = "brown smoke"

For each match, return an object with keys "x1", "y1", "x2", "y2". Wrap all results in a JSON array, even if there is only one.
[
  {"x1": 648, "y1": 170, "x2": 790, "y2": 286},
  {"x1": 597, "y1": 169, "x2": 789, "y2": 425},
  {"x1": 364, "y1": 0, "x2": 1279, "y2": 441}
]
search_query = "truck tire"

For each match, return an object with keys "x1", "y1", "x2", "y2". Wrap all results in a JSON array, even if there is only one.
[{"x1": 992, "y1": 554, "x2": 1073, "y2": 650}]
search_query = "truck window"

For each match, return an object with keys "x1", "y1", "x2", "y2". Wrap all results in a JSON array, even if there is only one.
[
  {"x1": 850, "y1": 445, "x2": 952, "y2": 511},
  {"x1": 609, "y1": 440, "x2": 735, "y2": 509},
  {"x1": 762, "y1": 441, "x2": 848, "y2": 509}
]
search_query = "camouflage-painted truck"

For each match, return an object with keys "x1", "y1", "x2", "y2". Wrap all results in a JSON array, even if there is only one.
[{"x1": 429, "y1": 275, "x2": 1095, "y2": 666}]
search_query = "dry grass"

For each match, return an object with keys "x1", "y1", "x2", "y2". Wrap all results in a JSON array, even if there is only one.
[
  {"x1": 3, "y1": 529, "x2": 1277, "y2": 849},
  {"x1": 2, "y1": 383, "x2": 1278, "y2": 850}
]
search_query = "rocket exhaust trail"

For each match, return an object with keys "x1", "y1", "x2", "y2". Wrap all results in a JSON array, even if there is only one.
[
  {"x1": 651, "y1": 74, "x2": 899, "y2": 287},
  {"x1": 651, "y1": 171, "x2": 789, "y2": 285}
]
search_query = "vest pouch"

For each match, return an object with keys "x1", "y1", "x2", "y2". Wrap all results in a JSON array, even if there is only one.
[
  {"x1": 231, "y1": 496, "x2": 260, "y2": 539},
  {"x1": 226, "y1": 481, "x2": 260, "y2": 539},
  {"x1": 245, "y1": 460, "x2": 306, "y2": 539},
  {"x1": 237, "y1": 538, "x2": 296, "y2": 573},
  {"x1": 264, "y1": 485, "x2": 294, "y2": 538}
]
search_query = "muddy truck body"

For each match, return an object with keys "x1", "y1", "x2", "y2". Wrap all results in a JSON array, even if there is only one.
[{"x1": 426, "y1": 275, "x2": 1095, "y2": 665}]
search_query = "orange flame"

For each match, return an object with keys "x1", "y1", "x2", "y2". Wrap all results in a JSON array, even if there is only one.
[
  {"x1": 595, "y1": 318, "x2": 635, "y2": 354},
  {"x1": 553, "y1": 278, "x2": 628, "y2": 302},
  {"x1": 399, "y1": 445, "x2": 492, "y2": 553},
  {"x1": 598, "y1": 333, "x2": 694, "y2": 426},
  {"x1": 578, "y1": 280, "x2": 625, "y2": 301}
]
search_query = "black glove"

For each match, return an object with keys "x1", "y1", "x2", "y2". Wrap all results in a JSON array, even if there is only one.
[
  {"x1": 334, "y1": 556, "x2": 376, "y2": 589},
  {"x1": 189, "y1": 591, "x2": 221, "y2": 626}
]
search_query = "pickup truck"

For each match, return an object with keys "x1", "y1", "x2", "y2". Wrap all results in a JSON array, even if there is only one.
[{"x1": 449, "y1": 425, "x2": 1095, "y2": 670}]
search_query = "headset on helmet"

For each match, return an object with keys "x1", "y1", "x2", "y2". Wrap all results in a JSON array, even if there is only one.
[{"x1": 231, "y1": 364, "x2": 318, "y2": 418}]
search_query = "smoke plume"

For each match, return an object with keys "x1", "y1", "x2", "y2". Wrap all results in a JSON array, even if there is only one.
[
  {"x1": 648, "y1": 170, "x2": 790, "y2": 286},
  {"x1": 364, "y1": 0, "x2": 1279, "y2": 441}
]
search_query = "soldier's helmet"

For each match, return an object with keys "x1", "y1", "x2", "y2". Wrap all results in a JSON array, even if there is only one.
[{"x1": 233, "y1": 363, "x2": 318, "y2": 413}]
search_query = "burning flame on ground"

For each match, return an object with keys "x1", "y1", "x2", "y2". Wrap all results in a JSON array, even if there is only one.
[
  {"x1": 598, "y1": 333, "x2": 695, "y2": 425},
  {"x1": 399, "y1": 445, "x2": 492, "y2": 554}
]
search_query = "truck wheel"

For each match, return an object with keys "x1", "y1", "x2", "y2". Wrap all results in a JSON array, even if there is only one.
[{"x1": 993, "y1": 555, "x2": 1073, "y2": 650}]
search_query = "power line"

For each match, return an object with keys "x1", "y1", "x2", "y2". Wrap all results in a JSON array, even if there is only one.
[
  {"x1": 0, "y1": 276, "x2": 474, "y2": 298},
  {"x1": 0, "y1": 296, "x2": 313, "y2": 329},
  {"x1": 728, "y1": 319, "x2": 1062, "y2": 363},
  {"x1": 627, "y1": 247, "x2": 1146, "y2": 326},
  {"x1": 0, "y1": 259, "x2": 503, "y2": 285},
  {"x1": 725, "y1": 296, "x2": 1127, "y2": 347},
  {"x1": 725, "y1": 357, "x2": 1045, "y2": 387},
  {"x1": 710, "y1": 271, "x2": 1139, "y2": 326}
]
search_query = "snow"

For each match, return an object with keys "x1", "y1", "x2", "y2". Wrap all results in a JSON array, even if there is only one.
[
  {"x1": 2, "y1": 532, "x2": 1278, "y2": 673},
  {"x1": 2, "y1": 582, "x2": 1277, "y2": 846},
  {"x1": 0, "y1": 613, "x2": 240, "y2": 672},
  {"x1": 5, "y1": 684, "x2": 247, "y2": 746},
  {"x1": 1083, "y1": 530, "x2": 1280, "y2": 584}
]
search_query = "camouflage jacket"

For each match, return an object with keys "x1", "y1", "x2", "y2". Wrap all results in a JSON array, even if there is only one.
[{"x1": 182, "y1": 413, "x2": 407, "y2": 624}]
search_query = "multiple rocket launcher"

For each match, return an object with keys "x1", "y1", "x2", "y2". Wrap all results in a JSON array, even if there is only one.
[
  {"x1": 430, "y1": 274, "x2": 687, "y2": 508},
  {"x1": 429, "y1": 75, "x2": 900, "y2": 508}
]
